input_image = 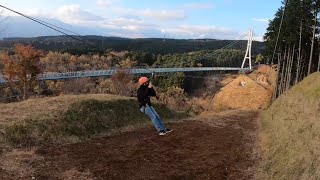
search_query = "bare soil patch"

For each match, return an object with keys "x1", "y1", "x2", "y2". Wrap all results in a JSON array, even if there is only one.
[{"x1": 6, "y1": 110, "x2": 261, "y2": 180}]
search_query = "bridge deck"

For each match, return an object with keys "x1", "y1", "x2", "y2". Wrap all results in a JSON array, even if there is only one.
[{"x1": 0, "y1": 67, "x2": 250, "y2": 83}]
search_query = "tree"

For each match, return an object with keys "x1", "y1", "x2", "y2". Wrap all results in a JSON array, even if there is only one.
[
  {"x1": 1, "y1": 44, "x2": 44, "y2": 100},
  {"x1": 264, "y1": 0, "x2": 314, "y2": 60},
  {"x1": 110, "y1": 70, "x2": 135, "y2": 96},
  {"x1": 264, "y1": 0, "x2": 320, "y2": 98},
  {"x1": 255, "y1": 54, "x2": 264, "y2": 64},
  {"x1": 308, "y1": 0, "x2": 320, "y2": 75},
  {"x1": 119, "y1": 58, "x2": 137, "y2": 68}
]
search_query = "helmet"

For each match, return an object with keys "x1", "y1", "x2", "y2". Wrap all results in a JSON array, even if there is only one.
[{"x1": 138, "y1": 77, "x2": 149, "y2": 85}]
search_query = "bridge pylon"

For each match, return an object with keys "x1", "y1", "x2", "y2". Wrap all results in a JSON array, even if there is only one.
[{"x1": 241, "y1": 29, "x2": 253, "y2": 70}]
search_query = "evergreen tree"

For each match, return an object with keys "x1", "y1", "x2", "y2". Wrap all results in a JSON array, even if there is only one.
[
  {"x1": 265, "y1": 0, "x2": 320, "y2": 98},
  {"x1": 264, "y1": 0, "x2": 314, "y2": 63}
]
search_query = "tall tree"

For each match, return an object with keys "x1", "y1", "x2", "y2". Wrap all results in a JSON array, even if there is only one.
[
  {"x1": 308, "y1": 0, "x2": 320, "y2": 75},
  {"x1": 265, "y1": 0, "x2": 314, "y2": 60},
  {"x1": 265, "y1": 0, "x2": 320, "y2": 98},
  {"x1": 1, "y1": 44, "x2": 44, "y2": 100}
]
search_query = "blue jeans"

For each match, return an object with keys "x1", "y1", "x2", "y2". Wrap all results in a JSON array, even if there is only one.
[{"x1": 140, "y1": 105, "x2": 166, "y2": 132}]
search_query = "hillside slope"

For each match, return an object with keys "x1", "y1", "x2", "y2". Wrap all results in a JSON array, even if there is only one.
[
  {"x1": 0, "y1": 94, "x2": 186, "y2": 147},
  {"x1": 260, "y1": 72, "x2": 320, "y2": 179},
  {"x1": 0, "y1": 35, "x2": 265, "y2": 55}
]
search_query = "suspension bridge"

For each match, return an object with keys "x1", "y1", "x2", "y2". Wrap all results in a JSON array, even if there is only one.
[
  {"x1": 0, "y1": 4, "x2": 256, "y2": 84},
  {"x1": 0, "y1": 30, "x2": 254, "y2": 84}
]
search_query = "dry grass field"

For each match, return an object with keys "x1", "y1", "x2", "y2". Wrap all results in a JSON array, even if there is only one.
[{"x1": 259, "y1": 72, "x2": 320, "y2": 179}]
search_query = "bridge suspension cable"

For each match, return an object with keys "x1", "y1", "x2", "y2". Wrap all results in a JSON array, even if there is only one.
[
  {"x1": 199, "y1": 31, "x2": 251, "y2": 59},
  {"x1": 197, "y1": 30, "x2": 253, "y2": 70}
]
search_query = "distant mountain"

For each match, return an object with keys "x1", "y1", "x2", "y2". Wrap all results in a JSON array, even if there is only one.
[
  {"x1": 0, "y1": 35, "x2": 265, "y2": 55},
  {"x1": 0, "y1": 17, "x2": 265, "y2": 55},
  {"x1": 0, "y1": 16, "x2": 105, "y2": 38}
]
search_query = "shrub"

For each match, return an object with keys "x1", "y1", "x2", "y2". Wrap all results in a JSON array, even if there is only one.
[
  {"x1": 109, "y1": 70, "x2": 136, "y2": 96},
  {"x1": 158, "y1": 86, "x2": 189, "y2": 111},
  {"x1": 62, "y1": 78, "x2": 95, "y2": 94}
]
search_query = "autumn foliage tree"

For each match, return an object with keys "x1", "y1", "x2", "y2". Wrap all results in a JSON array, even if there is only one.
[
  {"x1": 1, "y1": 44, "x2": 44, "y2": 100},
  {"x1": 110, "y1": 70, "x2": 136, "y2": 96}
]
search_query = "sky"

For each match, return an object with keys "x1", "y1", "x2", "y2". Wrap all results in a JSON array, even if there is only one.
[{"x1": 0, "y1": 0, "x2": 282, "y2": 41}]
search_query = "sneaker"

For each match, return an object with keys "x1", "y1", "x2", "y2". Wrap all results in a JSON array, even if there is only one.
[
  {"x1": 165, "y1": 128, "x2": 173, "y2": 133},
  {"x1": 158, "y1": 130, "x2": 167, "y2": 136}
]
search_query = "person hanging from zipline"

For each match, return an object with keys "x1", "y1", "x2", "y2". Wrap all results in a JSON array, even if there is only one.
[{"x1": 137, "y1": 76, "x2": 172, "y2": 136}]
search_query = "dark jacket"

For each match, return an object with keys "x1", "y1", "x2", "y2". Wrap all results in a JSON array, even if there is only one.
[{"x1": 137, "y1": 86, "x2": 156, "y2": 108}]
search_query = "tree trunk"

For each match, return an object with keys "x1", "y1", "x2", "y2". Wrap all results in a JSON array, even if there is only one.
[
  {"x1": 279, "y1": 52, "x2": 286, "y2": 96},
  {"x1": 8, "y1": 83, "x2": 20, "y2": 101},
  {"x1": 37, "y1": 81, "x2": 41, "y2": 98},
  {"x1": 286, "y1": 45, "x2": 295, "y2": 91},
  {"x1": 318, "y1": 50, "x2": 320, "y2": 72},
  {"x1": 295, "y1": 20, "x2": 303, "y2": 85},
  {"x1": 285, "y1": 47, "x2": 290, "y2": 92},
  {"x1": 23, "y1": 81, "x2": 26, "y2": 101},
  {"x1": 273, "y1": 53, "x2": 281, "y2": 101},
  {"x1": 283, "y1": 47, "x2": 291, "y2": 93},
  {"x1": 300, "y1": 56, "x2": 307, "y2": 81},
  {"x1": 308, "y1": 12, "x2": 317, "y2": 75}
]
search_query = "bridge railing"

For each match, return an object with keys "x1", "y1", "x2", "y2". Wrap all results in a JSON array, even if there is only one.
[
  {"x1": 0, "y1": 67, "x2": 250, "y2": 83},
  {"x1": 127, "y1": 67, "x2": 249, "y2": 74},
  {"x1": 38, "y1": 69, "x2": 118, "y2": 80}
]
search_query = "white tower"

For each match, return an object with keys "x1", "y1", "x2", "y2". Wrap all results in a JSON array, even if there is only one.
[{"x1": 241, "y1": 30, "x2": 253, "y2": 69}]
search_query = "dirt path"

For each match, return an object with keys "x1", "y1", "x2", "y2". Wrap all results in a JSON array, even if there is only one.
[
  {"x1": 0, "y1": 110, "x2": 259, "y2": 179},
  {"x1": 25, "y1": 110, "x2": 259, "y2": 180}
]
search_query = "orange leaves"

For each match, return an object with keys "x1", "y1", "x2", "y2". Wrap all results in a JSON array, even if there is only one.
[
  {"x1": 0, "y1": 51, "x2": 19, "y2": 81},
  {"x1": 9, "y1": 44, "x2": 45, "y2": 80},
  {"x1": 14, "y1": 44, "x2": 45, "y2": 63},
  {"x1": 0, "y1": 44, "x2": 45, "y2": 100},
  {"x1": 109, "y1": 70, "x2": 135, "y2": 96}
]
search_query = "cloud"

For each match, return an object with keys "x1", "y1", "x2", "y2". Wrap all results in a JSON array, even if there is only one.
[
  {"x1": 6, "y1": 3, "x2": 244, "y2": 40},
  {"x1": 107, "y1": 31, "x2": 145, "y2": 38},
  {"x1": 183, "y1": 3, "x2": 214, "y2": 9},
  {"x1": 160, "y1": 25, "x2": 236, "y2": 39},
  {"x1": 99, "y1": 17, "x2": 158, "y2": 38},
  {"x1": 96, "y1": 0, "x2": 118, "y2": 8},
  {"x1": 22, "y1": 8, "x2": 44, "y2": 16},
  {"x1": 113, "y1": 7, "x2": 186, "y2": 21},
  {"x1": 98, "y1": 17, "x2": 238, "y2": 39},
  {"x1": 10, "y1": 8, "x2": 49, "y2": 17},
  {"x1": 252, "y1": 18, "x2": 269, "y2": 23},
  {"x1": 102, "y1": 16, "x2": 154, "y2": 31},
  {"x1": 139, "y1": 9, "x2": 186, "y2": 21},
  {"x1": 56, "y1": 4, "x2": 104, "y2": 24},
  {"x1": 98, "y1": 22, "x2": 239, "y2": 39},
  {"x1": 254, "y1": 35, "x2": 264, "y2": 42}
]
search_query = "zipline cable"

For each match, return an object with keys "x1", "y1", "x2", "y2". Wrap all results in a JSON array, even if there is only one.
[{"x1": 0, "y1": 4, "x2": 97, "y2": 49}]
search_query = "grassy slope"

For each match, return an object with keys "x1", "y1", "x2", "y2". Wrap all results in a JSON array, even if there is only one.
[
  {"x1": 260, "y1": 72, "x2": 320, "y2": 179},
  {"x1": 0, "y1": 94, "x2": 187, "y2": 147}
]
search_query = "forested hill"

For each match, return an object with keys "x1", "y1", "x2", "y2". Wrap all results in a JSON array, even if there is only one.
[{"x1": 0, "y1": 35, "x2": 264, "y2": 55}]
